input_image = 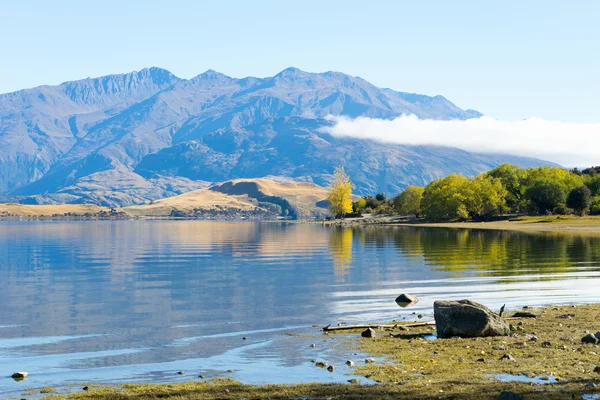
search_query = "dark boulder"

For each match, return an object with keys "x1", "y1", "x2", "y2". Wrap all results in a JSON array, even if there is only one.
[
  {"x1": 512, "y1": 311, "x2": 537, "y2": 318},
  {"x1": 498, "y1": 392, "x2": 524, "y2": 400},
  {"x1": 395, "y1": 293, "x2": 418, "y2": 306},
  {"x1": 361, "y1": 328, "x2": 377, "y2": 338},
  {"x1": 582, "y1": 334, "x2": 599, "y2": 344},
  {"x1": 434, "y1": 300, "x2": 510, "y2": 339}
]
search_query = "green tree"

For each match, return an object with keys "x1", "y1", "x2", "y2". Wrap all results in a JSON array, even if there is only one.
[
  {"x1": 487, "y1": 164, "x2": 529, "y2": 211},
  {"x1": 566, "y1": 185, "x2": 592, "y2": 216},
  {"x1": 353, "y1": 198, "x2": 367, "y2": 214},
  {"x1": 525, "y1": 181, "x2": 566, "y2": 214},
  {"x1": 327, "y1": 166, "x2": 354, "y2": 218},
  {"x1": 421, "y1": 174, "x2": 471, "y2": 221},
  {"x1": 462, "y1": 175, "x2": 508, "y2": 220},
  {"x1": 392, "y1": 186, "x2": 424, "y2": 217},
  {"x1": 584, "y1": 175, "x2": 600, "y2": 196},
  {"x1": 590, "y1": 196, "x2": 600, "y2": 215}
]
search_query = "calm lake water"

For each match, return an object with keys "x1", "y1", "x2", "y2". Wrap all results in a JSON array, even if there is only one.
[{"x1": 2, "y1": 221, "x2": 600, "y2": 396}]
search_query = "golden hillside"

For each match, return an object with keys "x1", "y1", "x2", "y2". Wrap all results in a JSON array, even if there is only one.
[
  {"x1": 125, "y1": 178, "x2": 331, "y2": 218},
  {"x1": 0, "y1": 179, "x2": 335, "y2": 219},
  {"x1": 0, "y1": 203, "x2": 108, "y2": 216}
]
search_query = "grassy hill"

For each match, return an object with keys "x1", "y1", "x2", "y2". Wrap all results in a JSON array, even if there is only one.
[
  {"x1": 0, "y1": 179, "x2": 333, "y2": 219},
  {"x1": 124, "y1": 178, "x2": 332, "y2": 219}
]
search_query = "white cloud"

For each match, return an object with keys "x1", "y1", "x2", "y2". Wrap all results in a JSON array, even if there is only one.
[{"x1": 323, "y1": 115, "x2": 600, "y2": 168}]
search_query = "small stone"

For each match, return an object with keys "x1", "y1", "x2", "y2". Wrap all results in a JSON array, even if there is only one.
[
  {"x1": 311, "y1": 359, "x2": 316, "y2": 363},
  {"x1": 242, "y1": 336, "x2": 248, "y2": 340},
  {"x1": 365, "y1": 358, "x2": 375, "y2": 363},
  {"x1": 327, "y1": 365, "x2": 335, "y2": 372},
  {"x1": 227, "y1": 369, "x2": 233, "y2": 373},
  {"x1": 361, "y1": 328, "x2": 377, "y2": 338},
  {"x1": 395, "y1": 293, "x2": 418, "y2": 306},
  {"x1": 521, "y1": 372, "x2": 536, "y2": 378},
  {"x1": 315, "y1": 361, "x2": 328, "y2": 368},
  {"x1": 310, "y1": 343, "x2": 316, "y2": 348},
  {"x1": 346, "y1": 360, "x2": 355, "y2": 367},
  {"x1": 512, "y1": 311, "x2": 537, "y2": 318},
  {"x1": 82, "y1": 386, "x2": 89, "y2": 391},
  {"x1": 539, "y1": 376, "x2": 550, "y2": 381},
  {"x1": 582, "y1": 334, "x2": 599, "y2": 344},
  {"x1": 177, "y1": 371, "x2": 185, "y2": 375},
  {"x1": 348, "y1": 378, "x2": 359, "y2": 384},
  {"x1": 476, "y1": 358, "x2": 485, "y2": 362},
  {"x1": 529, "y1": 336, "x2": 538, "y2": 342},
  {"x1": 492, "y1": 345, "x2": 508, "y2": 351},
  {"x1": 198, "y1": 375, "x2": 205, "y2": 379},
  {"x1": 557, "y1": 314, "x2": 575, "y2": 319},
  {"x1": 417, "y1": 314, "x2": 423, "y2": 319},
  {"x1": 11, "y1": 372, "x2": 28, "y2": 380},
  {"x1": 498, "y1": 391, "x2": 524, "y2": 400},
  {"x1": 499, "y1": 354, "x2": 516, "y2": 362},
  {"x1": 541, "y1": 341, "x2": 552, "y2": 348}
]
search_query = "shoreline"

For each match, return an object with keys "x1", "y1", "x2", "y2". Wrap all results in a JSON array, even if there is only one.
[
  {"x1": 23, "y1": 303, "x2": 600, "y2": 399},
  {"x1": 310, "y1": 215, "x2": 600, "y2": 235}
]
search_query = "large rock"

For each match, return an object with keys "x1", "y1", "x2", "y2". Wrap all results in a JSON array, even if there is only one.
[{"x1": 434, "y1": 300, "x2": 510, "y2": 339}]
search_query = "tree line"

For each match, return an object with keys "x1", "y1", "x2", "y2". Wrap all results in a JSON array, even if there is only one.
[{"x1": 328, "y1": 164, "x2": 600, "y2": 221}]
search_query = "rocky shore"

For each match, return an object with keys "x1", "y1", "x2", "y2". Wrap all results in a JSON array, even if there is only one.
[{"x1": 21, "y1": 302, "x2": 600, "y2": 400}]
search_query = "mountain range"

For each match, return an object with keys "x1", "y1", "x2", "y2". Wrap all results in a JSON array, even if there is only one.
[{"x1": 0, "y1": 67, "x2": 552, "y2": 206}]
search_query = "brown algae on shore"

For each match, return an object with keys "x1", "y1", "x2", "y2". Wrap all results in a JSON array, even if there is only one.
[{"x1": 45, "y1": 305, "x2": 600, "y2": 399}]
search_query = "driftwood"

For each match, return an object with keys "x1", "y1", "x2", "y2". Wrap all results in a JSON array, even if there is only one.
[{"x1": 321, "y1": 321, "x2": 435, "y2": 332}]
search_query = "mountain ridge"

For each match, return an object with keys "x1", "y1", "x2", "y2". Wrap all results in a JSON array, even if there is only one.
[{"x1": 0, "y1": 66, "x2": 551, "y2": 207}]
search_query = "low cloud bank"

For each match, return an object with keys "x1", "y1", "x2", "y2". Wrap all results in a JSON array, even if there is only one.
[{"x1": 323, "y1": 115, "x2": 600, "y2": 167}]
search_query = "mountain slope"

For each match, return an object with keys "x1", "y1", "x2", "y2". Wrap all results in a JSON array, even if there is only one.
[
  {"x1": 0, "y1": 67, "x2": 551, "y2": 206},
  {"x1": 123, "y1": 178, "x2": 333, "y2": 218}
]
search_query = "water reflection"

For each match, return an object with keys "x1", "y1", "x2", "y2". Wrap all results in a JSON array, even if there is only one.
[
  {"x1": 329, "y1": 227, "x2": 353, "y2": 282},
  {"x1": 0, "y1": 221, "x2": 599, "y2": 394}
]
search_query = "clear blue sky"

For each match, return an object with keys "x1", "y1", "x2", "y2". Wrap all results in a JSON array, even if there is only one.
[{"x1": 1, "y1": 0, "x2": 598, "y2": 122}]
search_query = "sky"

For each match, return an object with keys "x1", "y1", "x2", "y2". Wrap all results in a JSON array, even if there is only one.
[{"x1": 1, "y1": 0, "x2": 599, "y2": 123}]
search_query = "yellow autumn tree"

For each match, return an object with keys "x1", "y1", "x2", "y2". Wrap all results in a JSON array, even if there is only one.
[{"x1": 327, "y1": 166, "x2": 354, "y2": 218}]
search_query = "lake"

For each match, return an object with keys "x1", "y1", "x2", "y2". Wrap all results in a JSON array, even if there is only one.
[{"x1": 1, "y1": 221, "x2": 600, "y2": 396}]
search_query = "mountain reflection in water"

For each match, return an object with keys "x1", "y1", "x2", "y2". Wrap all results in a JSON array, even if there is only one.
[{"x1": 1, "y1": 221, "x2": 599, "y2": 394}]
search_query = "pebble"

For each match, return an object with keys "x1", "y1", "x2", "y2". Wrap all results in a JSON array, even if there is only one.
[
  {"x1": 327, "y1": 365, "x2": 335, "y2": 372},
  {"x1": 199, "y1": 375, "x2": 205, "y2": 379},
  {"x1": 365, "y1": 358, "x2": 375, "y2": 363},
  {"x1": 11, "y1": 372, "x2": 28, "y2": 379},
  {"x1": 177, "y1": 371, "x2": 185, "y2": 375},
  {"x1": 348, "y1": 378, "x2": 359, "y2": 384},
  {"x1": 541, "y1": 341, "x2": 552, "y2": 348},
  {"x1": 498, "y1": 391, "x2": 524, "y2": 400},
  {"x1": 310, "y1": 344, "x2": 316, "y2": 348},
  {"x1": 346, "y1": 360, "x2": 355, "y2": 367},
  {"x1": 492, "y1": 345, "x2": 508, "y2": 351},
  {"x1": 499, "y1": 354, "x2": 516, "y2": 362},
  {"x1": 476, "y1": 358, "x2": 485, "y2": 362},
  {"x1": 528, "y1": 336, "x2": 538, "y2": 342},
  {"x1": 242, "y1": 337, "x2": 247, "y2": 340},
  {"x1": 227, "y1": 369, "x2": 233, "y2": 373},
  {"x1": 315, "y1": 361, "x2": 328, "y2": 368},
  {"x1": 83, "y1": 386, "x2": 89, "y2": 391}
]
